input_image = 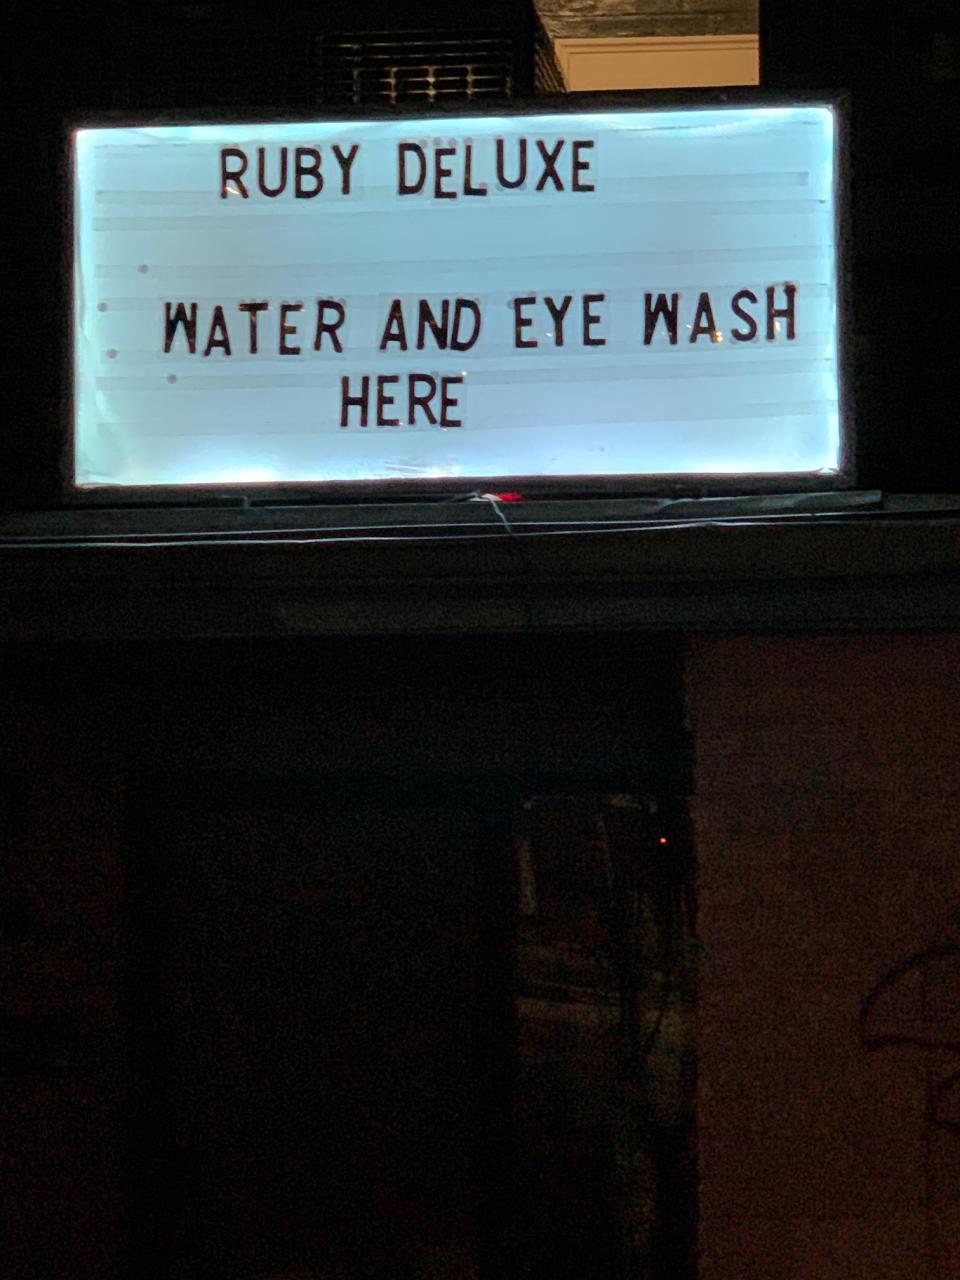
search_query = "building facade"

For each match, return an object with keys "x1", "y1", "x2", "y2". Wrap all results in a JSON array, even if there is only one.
[{"x1": 4, "y1": 4, "x2": 960, "y2": 1279}]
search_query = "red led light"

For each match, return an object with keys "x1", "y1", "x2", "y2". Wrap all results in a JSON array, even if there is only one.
[
  {"x1": 489, "y1": 492, "x2": 525, "y2": 502},
  {"x1": 658, "y1": 836, "x2": 669, "y2": 845}
]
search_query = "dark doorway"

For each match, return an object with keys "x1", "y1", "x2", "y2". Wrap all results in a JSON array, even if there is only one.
[
  {"x1": 118, "y1": 633, "x2": 694, "y2": 1279},
  {"x1": 124, "y1": 775, "x2": 516, "y2": 1280}
]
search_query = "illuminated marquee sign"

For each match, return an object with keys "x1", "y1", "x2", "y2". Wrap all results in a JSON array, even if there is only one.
[{"x1": 72, "y1": 105, "x2": 842, "y2": 489}]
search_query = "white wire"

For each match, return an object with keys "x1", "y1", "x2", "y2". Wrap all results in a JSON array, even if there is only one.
[{"x1": 0, "y1": 511, "x2": 911, "y2": 550}]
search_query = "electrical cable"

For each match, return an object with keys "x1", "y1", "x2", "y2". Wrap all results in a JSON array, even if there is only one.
[
  {"x1": 0, "y1": 509, "x2": 943, "y2": 550},
  {"x1": 477, "y1": 493, "x2": 518, "y2": 537}
]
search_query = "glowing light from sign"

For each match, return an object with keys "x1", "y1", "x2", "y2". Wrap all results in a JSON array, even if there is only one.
[{"x1": 73, "y1": 106, "x2": 842, "y2": 488}]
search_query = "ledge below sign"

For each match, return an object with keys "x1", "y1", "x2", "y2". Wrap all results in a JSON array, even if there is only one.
[{"x1": 72, "y1": 103, "x2": 843, "y2": 492}]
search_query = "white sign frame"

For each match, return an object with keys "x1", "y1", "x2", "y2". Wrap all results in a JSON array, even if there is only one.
[{"x1": 67, "y1": 92, "x2": 852, "y2": 499}]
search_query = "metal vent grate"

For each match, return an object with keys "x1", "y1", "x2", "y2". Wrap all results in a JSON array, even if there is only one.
[{"x1": 317, "y1": 30, "x2": 519, "y2": 104}]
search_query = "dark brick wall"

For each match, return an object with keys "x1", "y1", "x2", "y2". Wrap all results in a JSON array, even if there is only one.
[
  {"x1": 687, "y1": 632, "x2": 960, "y2": 1280},
  {"x1": 762, "y1": 0, "x2": 960, "y2": 493},
  {"x1": 0, "y1": 671, "x2": 125, "y2": 1280},
  {"x1": 536, "y1": 0, "x2": 758, "y2": 40}
]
